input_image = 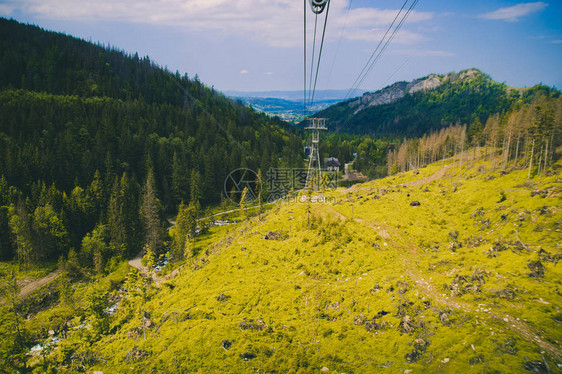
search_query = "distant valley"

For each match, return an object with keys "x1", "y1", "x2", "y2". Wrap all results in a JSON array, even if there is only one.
[{"x1": 225, "y1": 89, "x2": 362, "y2": 123}]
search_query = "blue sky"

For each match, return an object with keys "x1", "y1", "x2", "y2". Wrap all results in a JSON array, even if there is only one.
[{"x1": 1, "y1": 0, "x2": 561, "y2": 93}]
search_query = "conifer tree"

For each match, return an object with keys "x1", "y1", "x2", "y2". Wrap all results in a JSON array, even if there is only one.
[
  {"x1": 140, "y1": 168, "x2": 162, "y2": 253},
  {"x1": 8, "y1": 204, "x2": 34, "y2": 267}
]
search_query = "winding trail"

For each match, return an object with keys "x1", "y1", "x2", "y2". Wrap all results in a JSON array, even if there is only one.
[
  {"x1": 17, "y1": 270, "x2": 61, "y2": 298},
  {"x1": 324, "y1": 162, "x2": 562, "y2": 361}
]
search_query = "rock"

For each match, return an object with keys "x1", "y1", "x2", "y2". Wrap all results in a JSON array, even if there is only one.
[
  {"x1": 442, "y1": 358, "x2": 450, "y2": 363},
  {"x1": 240, "y1": 352, "x2": 256, "y2": 360},
  {"x1": 238, "y1": 318, "x2": 269, "y2": 331},
  {"x1": 221, "y1": 340, "x2": 232, "y2": 350},
  {"x1": 264, "y1": 231, "x2": 288, "y2": 240},
  {"x1": 405, "y1": 349, "x2": 422, "y2": 362},
  {"x1": 369, "y1": 284, "x2": 381, "y2": 293},
  {"x1": 399, "y1": 315, "x2": 415, "y2": 334},
  {"x1": 524, "y1": 360, "x2": 548, "y2": 373},
  {"x1": 127, "y1": 326, "x2": 143, "y2": 340},
  {"x1": 48, "y1": 330, "x2": 55, "y2": 336},
  {"x1": 414, "y1": 338, "x2": 427, "y2": 350},
  {"x1": 321, "y1": 367, "x2": 330, "y2": 372},
  {"x1": 527, "y1": 261, "x2": 545, "y2": 278},
  {"x1": 531, "y1": 189, "x2": 547, "y2": 198},
  {"x1": 410, "y1": 201, "x2": 421, "y2": 206},
  {"x1": 124, "y1": 346, "x2": 150, "y2": 362}
]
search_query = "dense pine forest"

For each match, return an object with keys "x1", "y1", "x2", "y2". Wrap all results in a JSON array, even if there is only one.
[{"x1": 0, "y1": 18, "x2": 303, "y2": 266}]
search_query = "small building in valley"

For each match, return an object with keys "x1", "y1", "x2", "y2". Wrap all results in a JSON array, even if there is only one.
[{"x1": 324, "y1": 157, "x2": 341, "y2": 172}]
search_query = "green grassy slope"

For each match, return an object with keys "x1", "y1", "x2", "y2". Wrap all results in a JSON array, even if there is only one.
[{"x1": 74, "y1": 156, "x2": 561, "y2": 373}]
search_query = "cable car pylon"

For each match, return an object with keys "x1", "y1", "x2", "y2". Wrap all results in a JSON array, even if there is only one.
[{"x1": 304, "y1": 118, "x2": 327, "y2": 191}]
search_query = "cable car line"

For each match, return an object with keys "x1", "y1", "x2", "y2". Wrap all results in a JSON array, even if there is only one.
[
  {"x1": 309, "y1": 0, "x2": 331, "y2": 110},
  {"x1": 307, "y1": 13, "x2": 319, "y2": 111},
  {"x1": 303, "y1": 0, "x2": 307, "y2": 116},
  {"x1": 345, "y1": 0, "x2": 409, "y2": 100},
  {"x1": 326, "y1": 0, "x2": 353, "y2": 87},
  {"x1": 303, "y1": 0, "x2": 331, "y2": 116},
  {"x1": 355, "y1": 0, "x2": 419, "y2": 96}
]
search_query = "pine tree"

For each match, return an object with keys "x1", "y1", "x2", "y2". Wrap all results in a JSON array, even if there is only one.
[
  {"x1": 171, "y1": 201, "x2": 198, "y2": 261},
  {"x1": 8, "y1": 204, "x2": 35, "y2": 267},
  {"x1": 107, "y1": 176, "x2": 126, "y2": 259},
  {"x1": 190, "y1": 169, "x2": 202, "y2": 207},
  {"x1": 140, "y1": 168, "x2": 162, "y2": 253}
]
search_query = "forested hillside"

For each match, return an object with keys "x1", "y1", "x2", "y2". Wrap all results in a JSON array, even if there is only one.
[
  {"x1": 0, "y1": 18, "x2": 303, "y2": 265},
  {"x1": 317, "y1": 69, "x2": 556, "y2": 137}
]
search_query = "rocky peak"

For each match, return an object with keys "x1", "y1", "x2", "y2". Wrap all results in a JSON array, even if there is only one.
[{"x1": 348, "y1": 74, "x2": 443, "y2": 115}]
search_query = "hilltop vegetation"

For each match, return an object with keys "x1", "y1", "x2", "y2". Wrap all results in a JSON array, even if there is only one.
[{"x1": 2, "y1": 154, "x2": 560, "y2": 373}]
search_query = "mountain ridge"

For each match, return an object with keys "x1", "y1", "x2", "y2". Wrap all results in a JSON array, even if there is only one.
[{"x1": 316, "y1": 68, "x2": 557, "y2": 136}]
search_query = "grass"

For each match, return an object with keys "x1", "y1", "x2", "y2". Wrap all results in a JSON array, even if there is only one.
[{"x1": 7, "y1": 155, "x2": 562, "y2": 373}]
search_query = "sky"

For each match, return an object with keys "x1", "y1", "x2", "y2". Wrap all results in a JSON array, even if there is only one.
[{"x1": 1, "y1": 0, "x2": 561, "y2": 94}]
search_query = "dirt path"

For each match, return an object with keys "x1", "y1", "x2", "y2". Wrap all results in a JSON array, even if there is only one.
[
  {"x1": 402, "y1": 163, "x2": 453, "y2": 187},
  {"x1": 18, "y1": 270, "x2": 61, "y2": 298},
  {"x1": 324, "y1": 175, "x2": 562, "y2": 361},
  {"x1": 128, "y1": 251, "x2": 145, "y2": 272}
]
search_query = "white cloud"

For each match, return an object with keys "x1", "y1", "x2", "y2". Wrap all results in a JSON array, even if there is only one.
[
  {"x1": 239, "y1": 69, "x2": 249, "y2": 75},
  {"x1": 550, "y1": 40, "x2": 562, "y2": 44},
  {"x1": 480, "y1": 2, "x2": 548, "y2": 22},
  {"x1": 264, "y1": 72, "x2": 274, "y2": 75},
  {"x1": 393, "y1": 49, "x2": 455, "y2": 57},
  {"x1": 1, "y1": 0, "x2": 434, "y2": 48}
]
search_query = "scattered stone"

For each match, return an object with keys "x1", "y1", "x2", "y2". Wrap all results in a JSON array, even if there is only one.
[
  {"x1": 450, "y1": 269, "x2": 489, "y2": 296},
  {"x1": 399, "y1": 315, "x2": 415, "y2": 334},
  {"x1": 216, "y1": 293, "x2": 230, "y2": 302},
  {"x1": 127, "y1": 327, "x2": 143, "y2": 340},
  {"x1": 327, "y1": 302, "x2": 340, "y2": 310},
  {"x1": 405, "y1": 349, "x2": 422, "y2": 362},
  {"x1": 414, "y1": 338, "x2": 428, "y2": 351},
  {"x1": 124, "y1": 347, "x2": 150, "y2": 362},
  {"x1": 370, "y1": 284, "x2": 381, "y2": 293},
  {"x1": 439, "y1": 311, "x2": 450, "y2": 325},
  {"x1": 240, "y1": 352, "x2": 256, "y2": 360},
  {"x1": 531, "y1": 189, "x2": 547, "y2": 198},
  {"x1": 538, "y1": 249, "x2": 561, "y2": 265},
  {"x1": 238, "y1": 318, "x2": 269, "y2": 331},
  {"x1": 410, "y1": 201, "x2": 421, "y2": 206},
  {"x1": 527, "y1": 261, "x2": 545, "y2": 278},
  {"x1": 495, "y1": 285, "x2": 517, "y2": 300},
  {"x1": 524, "y1": 360, "x2": 548, "y2": 373},
  {"x1": 442, "y1": 358, "x2": 450, "y2": 363},
  {"x1": 365, "y1": 311, "x2": 389, "y2": 332},
  {"x1": 264, "y1": 231, "x2": 288, "y2": 240},
  {"x1": 221, "y1": 340, "x2": 232, "y2": 350},
  {"x1": 353, "y1": 315, "x2": 366, "y2": 325}
]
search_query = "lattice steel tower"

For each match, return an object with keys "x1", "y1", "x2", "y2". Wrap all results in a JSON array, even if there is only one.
[{"x1": 305, "y1": 118, "x2": 327, "y2": 191}]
